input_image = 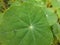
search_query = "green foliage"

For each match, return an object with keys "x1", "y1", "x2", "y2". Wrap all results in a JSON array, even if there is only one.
[
  {"x1": 50, "y1": 0, "x2": 60, "y2": 8},
  {"x1": 43, "y1": 8, "x2": 57, "y2": 25},
  {"x1": 53, "y1": 23, "x2": 60, "y2": 42},
  {"x1": 0, "y1": 0, "x2": 60, "y2": 45}
]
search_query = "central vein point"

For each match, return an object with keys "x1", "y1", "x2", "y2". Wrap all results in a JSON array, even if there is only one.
[{"x1": 29, "y1": 25, "x2": 33, "y2": 30}]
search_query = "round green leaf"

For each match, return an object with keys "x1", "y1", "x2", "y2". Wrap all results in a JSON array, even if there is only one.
[
  {"x1": 0, "y1": 3, "x2": 53, "y2": 45},
  {"x1": 44, "y1": 8, "x2": 57, "y2": 26}
]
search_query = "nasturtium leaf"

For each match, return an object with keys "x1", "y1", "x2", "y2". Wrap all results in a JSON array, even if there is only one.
[
  {"x1": 0, "y1": 2, "x2": 53, "y2": 45},
  {"x1": 42, "y1": 8, "x2": 57, "y2": 26},
  {"x1": 53, "y1": 23, "x2": 60, "y2": 42},
  {"x1": 50, "y1": 0, "x2": 60, "y2": 8}
]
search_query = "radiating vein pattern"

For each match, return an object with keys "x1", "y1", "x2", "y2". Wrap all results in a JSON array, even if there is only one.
[{"x1": 0, "y1": 2, "x2": 53, "y2": 45}]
